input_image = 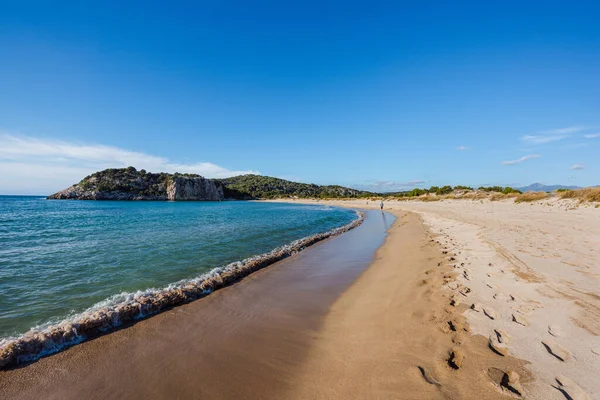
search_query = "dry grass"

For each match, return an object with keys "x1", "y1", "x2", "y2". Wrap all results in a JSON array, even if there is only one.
[
  {"x1": 558, "y1": 187, "x2": 600, "y2": 203},
  {"x1": 514, "y1": 191, "x2": 550, "y2": 203},
  {"x1": 490, "y1": 193, "x2": 506, "y2": 201},
  {"x1": 420, "y1": 195, "x2": 441, "y2": 202},
  {"x1": 461, "y1": 192, "x2": 489, "y2": 200}
]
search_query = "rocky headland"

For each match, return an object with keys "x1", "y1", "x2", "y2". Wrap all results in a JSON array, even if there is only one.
[{"x1": 48, "y1": 167, "x2": 224, "y2": 201}]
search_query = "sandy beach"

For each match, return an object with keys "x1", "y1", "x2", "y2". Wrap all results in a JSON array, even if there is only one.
[
  {"x1": 1, "y1": 199, "x2": 598, "y2": 399},
  {"x1": 278, "y1": 198, "x2": 599, "y2": 399}
]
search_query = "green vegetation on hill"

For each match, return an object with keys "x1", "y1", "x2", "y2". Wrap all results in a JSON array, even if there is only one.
[
  {"x1": 383, "y1": 185, "x2": 520, "y2": 198},
  {"x1": 55, "y1": 167, "x2": 553, "y2": 202},
  {"x1": 77, "y1": 167, "x2": 201, "y2": 197},
  {"x1": 477, "y1": 186, "x2": 522, "y2": 194},
  {"x1": 217, "y1": 175, "x2": 372, "y2": 199}
]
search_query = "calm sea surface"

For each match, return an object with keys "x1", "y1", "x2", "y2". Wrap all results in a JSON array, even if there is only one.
[{"x1": 0, "y1": 196, "x2": 356, "y2": 338}]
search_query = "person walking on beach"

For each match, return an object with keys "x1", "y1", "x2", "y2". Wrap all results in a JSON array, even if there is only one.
[{"x1": 380, "y1": 200, "x2": 384, "y2": 211}]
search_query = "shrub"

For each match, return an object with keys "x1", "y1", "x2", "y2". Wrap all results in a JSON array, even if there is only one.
[
  {"x1": 502, "y1": 187, "x2": 521, "y2": 195},
  {"x1": 436, "y1": 185, "x2": 453, "y2": 195},
  {"x1": 479, "y1": 186, "x2": 504, "y2": 192},
  {"x1": 407, "y1": 188, "x2": 428, "y2": 197}
]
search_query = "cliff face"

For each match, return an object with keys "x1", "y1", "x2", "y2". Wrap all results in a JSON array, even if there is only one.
[
  {"x1": 48, "y1": 167, "x2": 224, "y2": 201},
  {"x1": 166, "y1": 177, "x2": 223, "y2": 201}
]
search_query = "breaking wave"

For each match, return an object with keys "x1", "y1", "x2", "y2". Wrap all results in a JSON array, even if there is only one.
[{"x1": 0, "y1": 211, "x2": 364, "y2": 368}]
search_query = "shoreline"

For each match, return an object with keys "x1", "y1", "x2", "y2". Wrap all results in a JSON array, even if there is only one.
[
  {"x1": 271, "y1": 198, "x2": 599, "y2": 399},
  {"x1": 0, "y1": 210, "x2": 392, "y2": 399},
  {"x1": 282, "y1": 208, "x2": 531, "y2": 399},
  {"x1": 0, "y1": 208, "x2": 364, "y2": 369}
]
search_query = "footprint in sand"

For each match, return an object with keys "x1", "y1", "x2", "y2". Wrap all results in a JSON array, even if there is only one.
[
  {"x1": 592, "y1": 348, "x2": 600, "y2": 356},
  {"x1": 555, "y1": 376, "x2": 591, "y2": 400},
  {"x1": 512, "y1": 313, "x2": 529, "y2": 326},
  {"x1": 502, "y1": 371, "x2": 525, "y2": 397},
  {"x1": 449, "y1": 296, "x2": 461, "y2": 307},
  {"x1": 483, "y1": 306, "x2": 499, "y2": 320},
  {"x1": 542, "y1": 339, "x2": 570, "y2": 362},
  {"x1": 548, "y1": 324, "x2": 564, "y2": 337},
  {"x1": 494, "y1": 329, "x2": 512, "y2": 344},
  {"x1": 489, "y1": 334, "x2": 509, "y2": 356},
  {"x1": 470, "y1": 302, "x2": 482, "y2": 312},
  {"x1": 447, "y1": 347, "x2": 465, "y2": 369},
  {"x1": 418, "y1": 366, "x2": 442, "y2": 387},
  {"x1": 515, "y1": 305, "x2": 535, "y2": 315}
]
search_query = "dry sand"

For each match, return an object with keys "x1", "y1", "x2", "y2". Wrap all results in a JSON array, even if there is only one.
[{"x1": 280, "y1": 198, "x2": 599, "y2": 399}]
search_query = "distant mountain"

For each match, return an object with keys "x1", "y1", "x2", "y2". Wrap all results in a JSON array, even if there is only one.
[{"x1": 517, "y1": 183, "x2": 581, "y2": 192}]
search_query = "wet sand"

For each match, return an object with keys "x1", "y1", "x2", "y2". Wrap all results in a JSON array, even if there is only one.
[{"x1": 0, "y1": 210, "x2": 394, "y2": 399}]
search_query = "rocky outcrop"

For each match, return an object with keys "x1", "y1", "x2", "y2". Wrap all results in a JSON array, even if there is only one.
[
  {"x1": 48, "y1": 167, "x2": 224, "y2": 201},
  {"x1": 166, "y1": 177, "x2": 223, "y2": 201}
]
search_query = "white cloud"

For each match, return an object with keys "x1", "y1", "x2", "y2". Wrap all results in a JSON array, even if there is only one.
[
  {"x1": 570, "y1": 163, "x2": 585, "y2": 170},
  {"x1": 0, "y1": 134, "x2": 259, "y2": 194},
  {"x1": 456, "y1": 145, "x2": 470, "y2": 151},
  {"x1": 501, "y1": 154, "x2": 541, "y2": 165},
  {"x1": 521, "y1": 126, "x2": 587, "y2": 145},
  {"x1": 521, "y1": 134, "x2": 569, "y2": 144},
  {"x1": 583, "y1": 133, "x2": 600, "y2": 139},
  {"x1": 538, "y1": 126, "x2": 587, "y2": 135}
]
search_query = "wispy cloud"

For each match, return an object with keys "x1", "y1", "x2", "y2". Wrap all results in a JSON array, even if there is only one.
[
  {"x1": 0, "y1": 134, "x2": 259, "y2": 194},
  {"x1": 456, "y1": 145, "x2": 470, "y2": 151},
  {"x1": 538, "y1": 126, "x2": 587, "y2": 135},
  {"x1": 501, "y1": 154, "x2": 541, "y2": 165},
  {"x1": 570, "y1": 163, "x2": 585, "y2": 170},
  {"x1": 521, "y1": 126, "x2": 587, "y2": 145},
  {"x1": 583, "y1": 133, "x2": 600, "y2": 139},
  {"x1": 521, "y1": 134, "x2": 569, "y2": 144}
]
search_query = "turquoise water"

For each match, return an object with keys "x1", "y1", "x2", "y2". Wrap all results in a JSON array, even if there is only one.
[{"x1": 0, "y1": 196, "x2": 356, "y2": 338}]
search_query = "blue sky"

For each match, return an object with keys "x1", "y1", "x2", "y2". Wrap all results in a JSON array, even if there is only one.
[{"x1": 1, "y1": 1, "x2": 599, "y2": 194}]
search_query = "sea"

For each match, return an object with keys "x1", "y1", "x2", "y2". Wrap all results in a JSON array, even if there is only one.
[{"x1": 0, "y1": 196, "x2": 357, "y2": 340}]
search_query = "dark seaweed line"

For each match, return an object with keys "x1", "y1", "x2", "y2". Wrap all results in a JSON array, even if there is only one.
[{"x1": 0, "y1": 211, "x2": 364, "y2": 369}]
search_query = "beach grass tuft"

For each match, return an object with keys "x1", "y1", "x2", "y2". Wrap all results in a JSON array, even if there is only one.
[
  {"x1": 514, "y1": 192, "x2": 549, "y2": 203},
  {"x1": 557, "y1": 187, "x2": 600, "y2": 203}
]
